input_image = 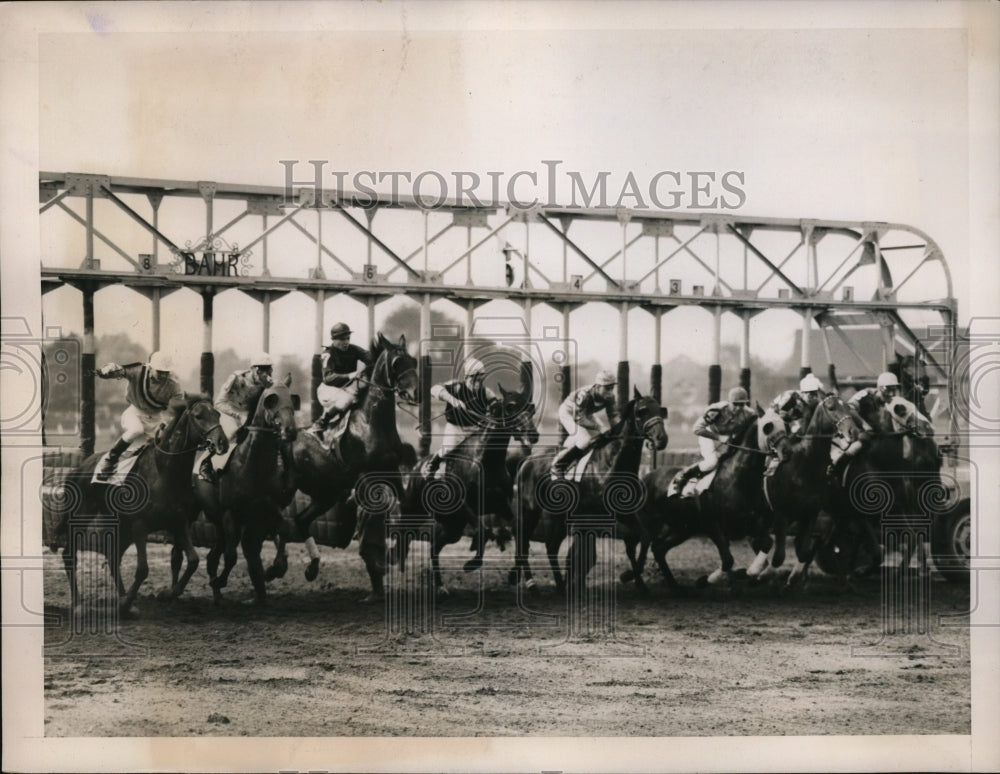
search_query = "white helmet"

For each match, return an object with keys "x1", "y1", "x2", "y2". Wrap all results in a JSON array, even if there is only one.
[
  {"x1": 876, "y1": 372, "x2": 900, "y2": 389},
  {"x1": 596, "y1": 369, "x2": 617, "y2": 386},
  {"x1": 148, "y1": 351, "x2": 173, "y2": 372},
  {"x1": 464, "y1": 358, "x2": 485, "y2": 378},
  {"x1": 252, "y1": 353, "x2": 273, "y2": 368},
  {"x1": 799, "y1": 373, "x2": 824, "y2": 393}
]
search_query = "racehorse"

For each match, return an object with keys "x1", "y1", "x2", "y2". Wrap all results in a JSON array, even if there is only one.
[
  {"x1": 511, "y1": 389, "x2": 668, "y2": 596},
  {"x1": 59, "y1": 395, "x2": 227, "y2": 617},
  {"x1": 192, "y1": 381, "x2": 299, "y2": 604},
  {"x1": 392, "y1": 386, "x2": 539, "y2": 593},
  {"x1": 825, "y1": 389, "x2": 943, "y2": 579},
  {"x1": 635, "y1": 412, "x2": 774, "y2": 591},
  {"x1": 289, "y1": 333, "x2": 418, "y2": 598},
  {"x1": 764, "y1": 394, "x2": 866, "y2": 586}
]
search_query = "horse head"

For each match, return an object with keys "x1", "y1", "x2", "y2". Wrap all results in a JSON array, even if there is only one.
[
  {"x1": 371, "y1": 333, "x2": 419, "y2": 405},
  {"x1": 631, "y1": 386, "x2": 668, "y2": 451},
  {"x1": 809, "y1": 394, "x2": 864, "y2": 452},
  {"x1": 851, "y1": 389, "x2": 885, "y2": 432},
  {"x1": 252, "y1": 383, "x2": 300, "y2": 442},
  {"x1": 495, "y1": 384, "x2": 539, "y2": 446},
  {"x1": 164, "y1": 395, "x2": 227, "y2": 455}
]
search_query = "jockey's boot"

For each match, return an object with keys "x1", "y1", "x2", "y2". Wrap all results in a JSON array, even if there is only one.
[
  {"x1": 670, "y1": 462, "x2": 702, "y2": 495},
  {"x1": 550, "y1": 445, "x2": 583, "y2": 480},
  {"x1": 308, "y1": 407, "x2": 339, "y2": 435},
  {"x1": 96, "y1": 438, "x2": 130, "y2": 482},
  {"x1": 199, "y1": 455, "x2": 218, "y2": 484}
]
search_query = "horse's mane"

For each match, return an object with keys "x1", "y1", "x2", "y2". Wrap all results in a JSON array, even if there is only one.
[
  {"x1": 735, "y1": 413, "x2": 759, "y2": 447},
  {"x1": 162, "y1": 392, "x2": 212, "y2": 433}
]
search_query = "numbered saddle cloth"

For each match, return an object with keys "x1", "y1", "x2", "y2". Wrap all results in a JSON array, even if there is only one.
[{"x1": 91, "y1": 439, "x2": 149, "y2": 486}]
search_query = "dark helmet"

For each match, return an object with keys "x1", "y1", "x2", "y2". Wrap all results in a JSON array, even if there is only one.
[{"x1": 329, "y1": 323, "x2": 352, "y2": 340}]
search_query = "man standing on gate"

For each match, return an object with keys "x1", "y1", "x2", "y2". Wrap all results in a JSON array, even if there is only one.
[
  {"x1": 310, "y1": 323, "x2": 372, "y2": 434},
  {"x1": 95, "y1": 351, "x2": 184, "y2": 481}
]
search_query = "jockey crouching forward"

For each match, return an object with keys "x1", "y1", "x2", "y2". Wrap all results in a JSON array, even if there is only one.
[
  {"x1": 671, "y1": 387, "x2": 754, "y2": 494},
  {"x1": 550, "y1": 370, "x2": 620, "y2": 480},
  {"x1": 426, "y1": 358, "x2": 497, "y2": 477},
  {"x1": 197, "y1": 353, "x2": 274, "y2": 482},
  {"x1": 310, "y1": 322, "x2": 372, "y2": 434},
  {"x1": 95, "y1": 351, "x2": 184, "y2": 481}
]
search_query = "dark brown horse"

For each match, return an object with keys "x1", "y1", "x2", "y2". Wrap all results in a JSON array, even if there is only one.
[
  {"x1": 511, "y1": 389, "x2": 668, "y2": 596},
  {"x1": 823, "y1": 390, "x2": 944, "y2": 579},
  {"x1": 636, "y1": 412, "x2": 774, "y2": 591},
  {"x1": 192, "y1": 382, "x2": 299, "y2": 604},
  {"x1": 60, "y1": 395, "x2": 227, "y2": 616},
  {"x1": 393, "y1": 385, "x2": 539, "y2": 593},
  {"x1": 764, "y1": 395, "x2": 866, "y2": 586},
  {"x1": 290, "y1": 333, "x2": 418, "y2": 598}
]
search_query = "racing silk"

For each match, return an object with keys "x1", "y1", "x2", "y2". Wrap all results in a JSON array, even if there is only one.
[
  {"x1": 215, "y1": 368, "x2": 267, "y2": 418},
  {"x1": 321, "y1": 344, "x2": 372, "y2": 388},
  {"x1": 561, "y1": 384, "x2": 621, "y2": 426},
  {"x1": 100, "y1": 362, "x2": 183, "y2": 414},
  {"x1": 770, "y1": 390, "x2": 811, "y2": 435},
  {"x1": 693, "y1": 401, "x2": 754, "y2": 439},
  {"x1": 432, "y1": 379, "x2": 497, "y2": 428},
  {"x1": 848, "y1": 386, "x2": 884, "y2": 409}
]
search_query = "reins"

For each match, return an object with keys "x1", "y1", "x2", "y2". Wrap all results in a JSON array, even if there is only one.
[{"x1": 153, "y1": 400, "x2": 222, "y2": 456}]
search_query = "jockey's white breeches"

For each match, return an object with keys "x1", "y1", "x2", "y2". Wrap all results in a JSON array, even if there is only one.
[
  {"x1": 559, "y1": 403, "x2": 603, "y2": 450},
  {"x1": 218, "y1": 411, "x2": 244, "y2": 442},
  {"x1": 698, "y1": 436, "x2": 728, "y2": 472},
  {"x1": 317, "y1": 381, "x2": 359, "y2": 411},
  {"x1": 120, "y1": 405, "x2": 167, "y2": 443}
]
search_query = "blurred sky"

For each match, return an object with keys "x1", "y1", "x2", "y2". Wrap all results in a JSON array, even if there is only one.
[{"x1": 31, "y1": 2, "x2": 984, "y2": 383}]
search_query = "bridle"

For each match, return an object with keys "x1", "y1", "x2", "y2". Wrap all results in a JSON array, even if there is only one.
[
  {"x1": 355, "y1": 349, "x2": 418, "y2": 404},
  {"x1": 153, "y1": 399, "x2": 223, "y2": 456}
]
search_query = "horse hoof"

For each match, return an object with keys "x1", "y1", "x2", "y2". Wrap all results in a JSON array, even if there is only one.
[
  {"x1": 620, "y1": 569, "x2": 635, "y2": 584},
  {"x1": 463, "y1": 557, "x2": 483, "y2": 573},
  {"x1": 264, "y1": 567, "x2": 279, "y2": 581},
  {"x1": 361, "y1": 592, "x2": 385, "y2": 604},
  {"x1": 436, "y1": 586, "x2": 451, "y2": 598},
  {"x1": 209, "y1": 577, "x2": 226, "y2": 590},
  {"x1": 119, "y1": 606, "x2": 138, "y2": 620},
  {"x1": 695, "y1": 574, "x2": 709, "y2": 589},
  {"x1": 507, "y1": 569, "x2": 519, "y2": 586},
  {"x1": 305, "y1": 558, "x2": 320, "y2": 582},
  {"x1": 156, "y1": 589, "x2": 176, "y2": 602}
]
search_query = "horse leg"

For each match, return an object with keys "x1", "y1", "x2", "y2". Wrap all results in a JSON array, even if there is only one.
[
  {"x1": 547, "y1": 534, "x2": 565, "y2": 593},
  {"x1": 265, "y1": 529, "x2": 288, "y2": 582},
  {"x1": 621, "y1": 537, "x2": 648, "y2": 594},
  {"x1": 213, "y1": 511, "x2": 240, "y2": 592},
  {"x1": 747, "y1": 531, "x2": 774, "y2": 580},
  {"x1": 62, "y1": 537, "x2": 80, "y2": 613},
  {"x1": 464, "y1": 525, "x2": 485, "y2": 573},
  {"x1": 294, "y1": 499, "x2": 325, "y2": 581},
  {"x1": 240, "y1": 520, "x2": 268, "y2": 605},
  {"x1": 120, "y1": 528, "x2": 149, "y2": 618},
  {"x1": 704, "y1": 525, "x2": 735, "y2": 586},
  {"x1": 358, "y1": 507, "x2": 386, "y2": 603},
  {"x1": 787, "y1": 516, "x2": 818, "y2": 589},
  {"x1": 169, "y1": 543, "x2": 183, "y2": 588},
  {"x1": 168, "y1": 522, "x2": 200, "y2": 598}
]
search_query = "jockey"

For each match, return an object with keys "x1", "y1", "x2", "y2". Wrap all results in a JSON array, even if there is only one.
[
  {"x1": 849, "y1": 371, "x2": 931, "y2": 435},
  {"x1": 763, "y1": 373, "x2": 830, "y2": 476},
  {"x1": 198, "y1": 353, "x2": 274, "y2": 481},
  {"x1": 427, "y1": 358, "x2": 497, "y2": 475},
  {"x1": 847, "y1": 371, "x2": 900, "y2": 426},
  {"x1": 550, "y1": 369, "x2": 621, "y2": 480},
  {"x1": 95, "y1": 351, "x2": 184, "y2": 481},
  {"x1": 672, "y1": 386, "x2": 754, "y2": 493},
  {"x1": 310, "y1": 323, "x2": 372, "y2": 434}
]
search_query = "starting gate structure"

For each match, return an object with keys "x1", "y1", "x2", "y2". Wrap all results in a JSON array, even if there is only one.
[{"x1": 38, "y1": 171, "x2": 959, "y2": 457}]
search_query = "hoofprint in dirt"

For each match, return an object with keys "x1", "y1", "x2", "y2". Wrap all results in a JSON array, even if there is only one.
[{"x1": 43, "y1": 537, "x2": 970, "y2": 737}]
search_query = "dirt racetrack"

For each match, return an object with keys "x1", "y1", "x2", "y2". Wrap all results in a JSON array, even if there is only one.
[{"x1": 43, "y1": 535, "x2": 970, "y2": 737}]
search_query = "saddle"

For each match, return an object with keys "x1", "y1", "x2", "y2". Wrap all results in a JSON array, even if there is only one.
[
  {"x1": 92, "y1": 439, "x2": 148, "y2": 486},
  {"x1": 669, "y1": 468, "x2": 717, "y2": 499}
]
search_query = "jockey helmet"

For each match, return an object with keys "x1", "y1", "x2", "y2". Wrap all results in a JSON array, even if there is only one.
[
  {"x1": 799, "y1": 373, "x2": 823, "y2": 393},
  {"x1": 251, "y1": 353, "x2": 273, "y2": 368},
  {"x1": 727, "y1": 386, "x2": 749, "y2": 404},
  {"x1": 148, "y1": 351, "x2": 173, "y2": 372},
  {"x1": 329, "y1": 323, "x2": 352, "y2": 340},
  {"x1": 463, "y1": 358, "x2": 486, "y2": 378},
  {"x1": 876, "y1": 372, "x2": 900, "y2": 389},
  {"x1": 595, "y1": 369, "x2": 617, "y2": 386}
]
